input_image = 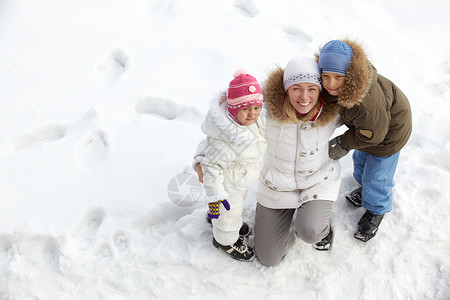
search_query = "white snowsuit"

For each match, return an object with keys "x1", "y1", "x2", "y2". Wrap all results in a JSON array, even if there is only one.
[{"x1": 200, "y1": 92, "x2": 266, "y2": 245}]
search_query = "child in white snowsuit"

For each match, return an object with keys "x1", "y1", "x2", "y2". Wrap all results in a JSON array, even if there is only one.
[{"x1": 198, "y1": 70, "x2": 266, "y2": 261}]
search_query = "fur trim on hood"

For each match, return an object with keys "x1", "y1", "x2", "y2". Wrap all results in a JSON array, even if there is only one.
[
  {"x1": 316, "y1": 39, "x2": 375, "y2": 109},
  {"x1": 263, "y1": 66, "x2": 340, "y2": 127},
  {"x1": 201, "y1": 90, "x2": 265, "y2": 145}
]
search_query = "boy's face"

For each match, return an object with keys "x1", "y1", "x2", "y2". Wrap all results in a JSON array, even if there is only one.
[
  {"x1": 321, "y1": 72, "x2": 346, "y2": 96},
  {"x1": 236, "y1": 105, "x2": 262, "y2": 126},
  {"x1": 287, "y1": 83, "x2": 320, "y2": 115}
]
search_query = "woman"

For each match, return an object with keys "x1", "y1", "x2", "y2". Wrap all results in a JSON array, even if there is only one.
[{"x1": 254, "y1": 57, "x2": 341, "y2": 266}]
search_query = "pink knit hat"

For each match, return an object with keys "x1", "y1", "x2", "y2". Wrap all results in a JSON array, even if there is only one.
[{"x1": 227, "y1": 69, "x2": 263, "y2": 124}]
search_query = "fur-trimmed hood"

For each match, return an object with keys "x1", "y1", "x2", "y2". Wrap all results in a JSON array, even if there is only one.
[
  {"x1": 316, "y1": 39, "x2": 412, "y2": 156},
  {"x1": 316, "y1": 39, "x2": 375, "y2": 109},
  {"x1": 262, "y1": 67, "x2": 340, "y2": 126},
  {"x1": 201, "y1": 90, "x2": 265, "y2": 145}
]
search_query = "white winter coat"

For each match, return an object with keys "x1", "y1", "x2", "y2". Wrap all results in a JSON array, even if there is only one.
[
  {"x1": 258, "y1": 67, "x2": 342, "y2": 209},
  {"x1": 200, "y1": 92, "x2": 267, "y2": 202}
]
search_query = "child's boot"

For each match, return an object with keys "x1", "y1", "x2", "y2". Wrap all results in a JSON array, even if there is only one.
[
  {"x1": 346, "y1": 186, "x2": 362, "y2": 207},
  {"x1": 354, "y1": 210, "x2": 384, "y2": 242},
  {"x1": 213, "y1": 236, "x2": 255, "y2": 261}
]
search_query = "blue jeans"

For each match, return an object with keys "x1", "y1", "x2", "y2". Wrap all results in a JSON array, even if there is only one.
[{"x1": 352, "y1": 150, "x2": 400, "y2": 215}]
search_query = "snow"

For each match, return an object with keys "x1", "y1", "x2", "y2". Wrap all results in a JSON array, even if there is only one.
[{"x1": 0, "y1": 0, "x2": 449, "y2": 299}]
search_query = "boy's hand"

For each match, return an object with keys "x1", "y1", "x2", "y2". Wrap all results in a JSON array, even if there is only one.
[
  {"x1": 329, "y1": 136, "x2": 349, "y2": 160},
  {"x1": 207, "y1": 199, "x2": 231, "y2": 219}
]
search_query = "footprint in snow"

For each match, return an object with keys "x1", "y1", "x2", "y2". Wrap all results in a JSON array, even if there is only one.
[
  {"x1": 12, "y1": 235, "x2": 61, "y2": 272},
  {"x1": 14, "y1": 125, "x2": 66, "y2": 151},
  {"x1": 113, "y1": 231, "x2": 130, "y2": 254},
  {"x1": 233, "y1": 0, "x2": 259, "y2": 17},
  {"x1": 135, "y1": 96, "x2": 203, "y2": 121},
  {"x1": 96, "y1": 48, "x2": 129, "y2": 81},
  {"x1": 282, "y1": 25, "x2": 313, "y2": 46},
  {"x1": 37, "y1": 236, "x2": 61, "y2": 271},
  {"x1": 134, "y1": 96, "x2": 180, "y2": 120},
  {"x1": 72, "y1": 207, "x2": 105, "y2": 251},
  {"x1": 75, "y1": 129, "x2": 110, "y2": 168}
]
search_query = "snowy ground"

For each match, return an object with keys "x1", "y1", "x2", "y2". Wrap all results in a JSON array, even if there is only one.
[{"x1": 0, "y1": 0, "x2": 449, "y2": 299}]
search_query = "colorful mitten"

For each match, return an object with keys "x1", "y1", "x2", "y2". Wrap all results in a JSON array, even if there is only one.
[{"x1": 208, "y1": 199, "x2": 231, "y2": 219}]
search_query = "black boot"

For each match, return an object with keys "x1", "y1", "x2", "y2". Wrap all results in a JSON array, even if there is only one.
[
  {"x1": 213, "y1": 236, "x2": 255, "y2": 261},
  {"x1": 346, "y1": 186, "x2": 362, "y2": 207},
  {"x1": 313, "y1": 227, "x2": 333, "y2": 251},
  {"x1": 354, "y1": 210, "x2": 384, "y2": 242}
]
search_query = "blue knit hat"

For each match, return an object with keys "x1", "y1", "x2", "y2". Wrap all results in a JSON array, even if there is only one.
[{"x1": 318, "y1": 40, "x2": 353, "y2": 75}]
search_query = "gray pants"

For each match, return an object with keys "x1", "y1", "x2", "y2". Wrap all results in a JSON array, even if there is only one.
[{"x1": 254, "y1": 200, "x2": 333, "y2": 267}]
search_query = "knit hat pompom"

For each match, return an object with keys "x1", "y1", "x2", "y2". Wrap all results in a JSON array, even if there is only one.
[
  {"x1": 283, "y1": 56, "x2": 322, "y2": 91},
  {"x1": 233, "y1": 68, "x2": 248, "y2": 78},
  {"x1": 318, "y1": 40, "x2": 353, "y2": 75},
  {"x1": 227, "y1": 69, "x2": 263, "y2": 125}
]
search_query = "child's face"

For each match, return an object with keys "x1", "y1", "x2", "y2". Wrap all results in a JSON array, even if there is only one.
[
  {"x1": 321, "y1": 72, "x2": 346, "y2": 96},
  {"x1": 287, "y1": 83, "x2": 320, "y2": 115},
  {"x1": 236, "y1": 105, "x2": 262, "y2": 126}
]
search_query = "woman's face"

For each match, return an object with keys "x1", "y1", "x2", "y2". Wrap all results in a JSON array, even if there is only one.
[
  {"x1": 287, "y1": 83, "x2": 320, "y2": 114},
  {"x1": 321, "y1": 72, "x2": 346, "y2": 96}
]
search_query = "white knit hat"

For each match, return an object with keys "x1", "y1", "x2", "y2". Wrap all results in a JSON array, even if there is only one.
[{"x1": 283, "y1": 57, "x2": 322, "y2": 91}]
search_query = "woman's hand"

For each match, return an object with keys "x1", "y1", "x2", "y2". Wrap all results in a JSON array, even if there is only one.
[{"x1": 195, "y1": 163, "x2": 204, "y2": 183}]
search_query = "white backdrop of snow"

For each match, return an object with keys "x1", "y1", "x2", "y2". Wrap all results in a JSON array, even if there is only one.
[{"x1": 0, "y1": 0, "x2": 449, "y2": 299}]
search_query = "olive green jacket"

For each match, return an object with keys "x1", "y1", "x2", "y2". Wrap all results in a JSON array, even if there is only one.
[{"x1": 319, "y1": 39, "x2": 412, "y2": 156}]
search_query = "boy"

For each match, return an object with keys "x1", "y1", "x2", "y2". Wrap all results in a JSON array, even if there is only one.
[{"x1": 318, "y1": 40, "x2": 412, "y2": 242}]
